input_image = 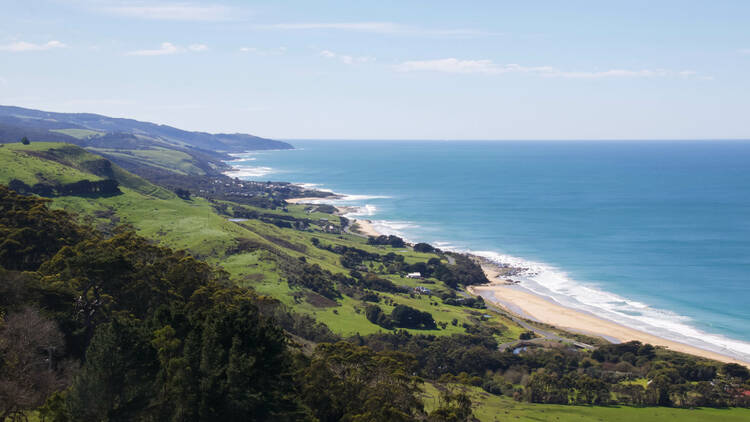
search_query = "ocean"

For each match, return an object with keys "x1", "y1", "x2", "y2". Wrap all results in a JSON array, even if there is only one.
[{"x1": 227, "y1": 140, "x2": 750, "y2": 362}]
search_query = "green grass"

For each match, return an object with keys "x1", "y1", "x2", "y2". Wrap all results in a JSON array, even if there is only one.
[
  {"x1": 422, "y1": 383, "x2": 750, "y2": 422},
  {"x1": 0, "y1": 142, "x2": 105, "y2": 184},
  {"x1": 0, "y1": 142, "x2": 530, "y2": 342},
  {"x1": 49, "y1": 128, "x2": 105, "y2": 139},
  {"x1": 88, "y1": 147, "x2": 206, "y2": 175}
]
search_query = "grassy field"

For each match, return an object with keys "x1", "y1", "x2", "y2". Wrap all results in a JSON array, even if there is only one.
[
  {"x1": 88, "y1": 146, "x2": 206, "y2": 175},
  {"x1": 0, "y1": 142, "x2": 105, "y2": 184},
  {"x1": 423, "y1": 383, "x2": 750, "y2": 422},
  {"x1": 49, "y1": 128, "x2": 105, "y2": 139},
  {"x1": 0, "y1": 142, "x2": 529, "y2": 342},
  {"x1": 4, "y1": 142, "x2": 750, "y2": 421}
]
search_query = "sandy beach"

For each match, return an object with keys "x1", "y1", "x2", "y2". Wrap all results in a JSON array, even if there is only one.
[
  {"x1": 285, "y1": 197, "x2": 335, "y2": 204},
  {"x1": 286, "y1": 195, "x2": 746, "y2": 365},
  {"x1": 350, "y1": 218, "x2": 380, "y2": 237},
  {"x1": 472, "y1": 263, "x2": 748, "y2": 365},
  {"x1": 285, "y1": 197, "x2": 380, "y2": 238}
]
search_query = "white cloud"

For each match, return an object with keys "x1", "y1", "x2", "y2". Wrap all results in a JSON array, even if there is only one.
[
  {"x1": 126, "y1": 42, "x2": 180, "y2": 56},
  {"x1": 188, "y1": 44, "x2": 208, "y2": 52},
  {"x1": 103, "y1": 2, "x2": 234, "y2": 22},
  {"x1": 395, "y1": 58, "x2": 702, "y2": 79},
  {"x1": 739, "y1": 49, "x2": 750, "y2": 55},
  {"x1": 239, "y1": 46, "x2": 286, "y2": 55},
  {"x1": 319, "y1": 50, "x2": 374, "y2": 65},
  {"x1": 0, "y1": 40, "x2": 67, "y2": 52},
  {"x1": 257, "y1": 22, "x2": 492, "y2": 37},
  {"x1": 126, "y1": 42, "x2": 207, "y2": 56}
]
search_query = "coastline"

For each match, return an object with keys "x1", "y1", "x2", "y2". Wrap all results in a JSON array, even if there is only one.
[
  {"x1": 349, "y1": 218, "x2": 381, "y2": 237},
  {"x1": 285, "y1": 194, "x2": 749, "y2": 365},
  {"x1": 284, "y1": 197, "x2": 380, "y2": 238},
  {"x1": 473, "y1": 262, "x2": 748, "y2": 365}
]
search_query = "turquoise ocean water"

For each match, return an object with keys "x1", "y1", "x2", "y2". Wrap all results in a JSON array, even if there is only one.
[{"x1": 228, "y1": 140, "x2": 750, "y2": 362}]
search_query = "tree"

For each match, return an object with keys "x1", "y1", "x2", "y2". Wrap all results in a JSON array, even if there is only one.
[
  {"x1": 21, "y1": 136, "x2": 30, "y2": 145},
  {"x1": 390, "y1": 304, "x2": 437, "y2": 330},
  {"x1": 413, "y1": 243, "x2": 436, "y2": 253},
  {"x1": 299, "y1": 342, "x2": 424, "y2": 421},
  {"x1": 428, "y1": 390, "x2": 474, "y2": 421},
  {"x1": 65, "y1": 318, "x2": 158, "y2": 421},
  {"x1": 525, "y1": 371, "x2": 568, "y2": 404},
  {"x1": 0, "y1": 307, "x2": 69, "y2": 421},
  {"x1": 174, "y1": 188, "x2": 191, "y2": 200},
  {"x1": 0, "y1": 185, "x2": 85, "y2": 271}
]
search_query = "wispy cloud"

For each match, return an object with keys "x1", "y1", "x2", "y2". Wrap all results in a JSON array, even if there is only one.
[
  {"x1": 257, "y1": 22, "x2": 493, "y2": 37},
  {"x1": 102, "y1": 1, "x2": 235, "y2": 22},
  {"x1": 126, "y1": 42, "x2": 207, "y2": 56},
  {"x1": 394, "y1": 58, "x2": 703, "y2": 79},
  {"x1": 239, "y1": 46, "x2": 287, "y2": 55},
  {"x1": 319, "y1": 50, "x2": 374, "y2": 65},
  {"x1": 739, "y1": 48, "x2": 750, "y2": 55},
  {"x1": 188, "y1": 44, "x2": 208, "y2": 52},
  {"x1": 0, "y1": 40, "x2": 67, "y2": 52},
  {"x1": 126, "y1": 42, "x2": 180, "y2": 56}
]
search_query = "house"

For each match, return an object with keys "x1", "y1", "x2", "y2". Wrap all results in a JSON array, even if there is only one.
[
  {"x1": 406, "y1": 272, "x2": 422, "y2": 279},
  {"x1": 414, "y1": 286, "x2": 431, "y2": 294}
]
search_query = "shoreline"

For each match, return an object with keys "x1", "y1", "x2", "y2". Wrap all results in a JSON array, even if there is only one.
[
  {"x1": 286, "y1": 193, "x2": 749, "y2": 365},
  {"x1": 284, "y1": 193, "x2": 749, "y2": 365},
  {"x1": 474, "y1": 261, "x2": 749, "y2": 365},
  {"x1": 284, "y1": 197, "x2": 380, "y2": 238}
]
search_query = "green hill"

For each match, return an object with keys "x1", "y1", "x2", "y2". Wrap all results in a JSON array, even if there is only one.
[{"x1": 2, "y1": 142, "x2": 749, "y2": 421}]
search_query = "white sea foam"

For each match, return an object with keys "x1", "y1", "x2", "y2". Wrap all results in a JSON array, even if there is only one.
[
  {"x1": 223, "y1": 166, "x2": 275, "y2": 178},
  {"x1": 345, "y1": 204, "x2": 378, "y2": 217},
  {"x1": 225, "y1": 157, "x2": 256, "y2": 163},
  {"x1": 292, "y1": 183, "x2": 337, "y2": 193},
  {"x1": 220, "y1": 163, "x2": 750, "y2": 362},
  {"x1": 473, "y1": 250, "x2": 750, "y2": 362},
  {"x1": 369, "y1": 220, "x2": 420, "y2": 240},
  {"x1": 338, "y1": 194, "x2": 392, "y2": 201}
]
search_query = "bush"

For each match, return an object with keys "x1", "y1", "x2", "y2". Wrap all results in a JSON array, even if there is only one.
[
  {"x1": 413, "y1": 243, "x2": 435, "y2": 253},
  {"x1": 367, "y1": 235, "x2": 406, "y2": 248}
]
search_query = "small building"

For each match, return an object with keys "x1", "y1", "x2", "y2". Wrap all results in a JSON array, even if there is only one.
[
  {"x1": 406, "y1": 272, "x2": 422, "y2": 279},
  {"x1": 414, "y1": 286, "x2": 431, "y2": 294}
]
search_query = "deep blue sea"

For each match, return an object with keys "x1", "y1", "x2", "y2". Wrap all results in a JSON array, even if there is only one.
[{"x1": 228, "y1": 140, "x2": 750, "y2": 362}]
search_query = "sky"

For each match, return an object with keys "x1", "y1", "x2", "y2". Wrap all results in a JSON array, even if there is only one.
[{"x1": 1, "y1": 0, "x2": 749, "y2": 140}]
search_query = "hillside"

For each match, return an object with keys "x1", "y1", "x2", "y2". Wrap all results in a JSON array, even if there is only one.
[
  {"x1": 0, "y1": 105, "x2": 293, "y2": 181},
  {"x1": 1, "y1": 142, "x2": 749, "y2": 420},
  {"x1": 0, "y1": 105, "x2": 292, "y2": 153}
]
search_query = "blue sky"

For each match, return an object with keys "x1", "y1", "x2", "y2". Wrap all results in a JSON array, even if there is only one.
[{"x1": 1, "y1": 0, "x2": 749, "y2": 139}]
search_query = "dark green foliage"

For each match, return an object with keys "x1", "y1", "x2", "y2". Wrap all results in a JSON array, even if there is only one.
[
  {"x1": 174, "y1": 187, "x2": 191, "y2": 200},
  {"x1": 285, "y1": 263, "x2": 341, "y2": 300},
  {"x1": 367, "y1": 234, "x2": 406, "y2": 248},
  {"x1": 21, "y1": 136, "x2": 30, "y2": 145},
  {"x1": 723, "y1": 363, "x2": 750, "y2": 381},
  {"x1": 391, "y1": 304, "x2": 437, "y2": 330},
  {"x1": 66, "y1": 318, "x2": 158, "y2": 421},
  {"x1": 413, "y1": 242, "x2": 436, "y2": 253},
  {"x1": 365, "y1": 304, "x2": 393, "y2": 329},
  {"x1": 8, "y1": 178, "x2": 121, "y2": 197},
  {"x1": 364, "y1": 304, "x2": 437, "y2": 330},
  {"x1": 360, "y1": 332, "x2": 516, "y2": 379},
  {"x1": 441, "y1": 292, "x2": 485, "y2": 309},
  {"x1": 0, "y1": 188, "x2": 317, "y2": 419},
  {"x1": 298, "y1": 342, "x2": 425, "y2": 421},
  {"x1": 0, "y1": 185, "x2": 85, "y2": 271},
  {"x1": 428, "y1": 390, "x2": 474, "y2": 422},
  {"x1": 359, "y1": 273, "x2": 405, "y2": 293},
  {"x1": 519, "y1": 331, "x2": 535, "y2": 340}
]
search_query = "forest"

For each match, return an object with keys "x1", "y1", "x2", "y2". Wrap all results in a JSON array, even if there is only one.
[{"x1": 2, "y1": 183, "x2": 750, "y2": 422}]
